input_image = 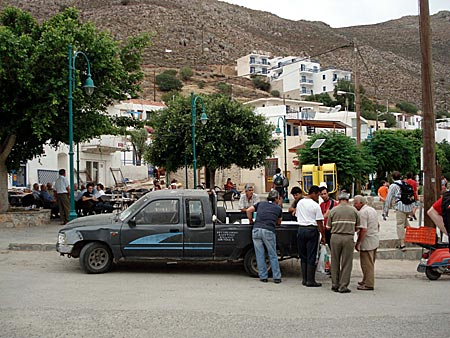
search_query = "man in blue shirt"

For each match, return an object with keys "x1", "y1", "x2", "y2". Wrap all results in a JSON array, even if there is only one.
[{"x1": 246, "y1": 190, "x2": 283, "y2": 283}]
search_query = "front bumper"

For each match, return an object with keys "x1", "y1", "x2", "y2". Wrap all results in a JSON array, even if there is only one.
[{"x1": 56, "y1": 243, "x2": 74, "y2": 254}]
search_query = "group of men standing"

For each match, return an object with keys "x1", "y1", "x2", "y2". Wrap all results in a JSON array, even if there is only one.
[{"x1": 246, "y1": 183, "x2": 380, "y2": 293}]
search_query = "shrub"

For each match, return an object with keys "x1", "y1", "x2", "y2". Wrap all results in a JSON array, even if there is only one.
[
  {"x1": 180, "y1": 66, "x2": 194, "y2": 81},
  {"x1": 396, "y1": 101, "x2": 418, "y2": 114},
  {"x1": 197, "y1": 81, "x2": 205, "y2": 89},
  {"x1": 270, "y1": 90, "x2": 280, "y2": 97},
  {"x1": 251, "y1": 75, "x2": 270, "y2": 92},
  {"x1": 155, "y1": 71, "x2": 182, "y2": 92},
  {"x1": 217, "y1": 82, "x2": 231, "y2": 96}
]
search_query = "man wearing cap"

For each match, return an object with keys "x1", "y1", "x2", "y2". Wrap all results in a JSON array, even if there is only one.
[
  {"x1": 353, "y1": 195, "x2": 379, "y2": 291},
  {"x1": 246, "y1": 190, "x2": 283, "y2": 283},
  {"x1": 239, "y1": 184, "x2": 260, "y2": 212},
  {"x1": 327, "y1": 192, "x2": 360, "y2": 293},
  {"x1": 295, "y1": 185, "x2": 324, "y2": 287}
]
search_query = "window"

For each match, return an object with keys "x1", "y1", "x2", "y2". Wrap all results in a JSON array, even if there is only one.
[
  {"x1": 262, "y1": 58, "x2": 267, "y2": 65},
  {"x1": 262, "y1": 68, "x2": 267, "y2": 74},
  {"x1": 250, "y1": 66, "x2": 255, "y2": 74},
  {"x1": 135, "y1": 199, "x2": 179, "y2": 225},
  {"x1": 322, "y1": 86, "x2": 326, "y2": 92},
  {"x1": 322, "y1": 74, "x2": 326, "y2": 80},
  {"x1": 301, "y1": 75, "x2": 306, "y2": 83},
  {"x1": 333, "y1": 73, "x2": 337, "y2": 81},
  {"x1": 301, "y1": 87, "x2": 307, "y2": 94},
  {"x1": 86, "y1": 161, "x2": 99, "y2": 183},
  {"x1": 249, "y1": 57, "x2": 255, "y2": 64},
  {"x1": 293, "y1": 126, "x2": 299, "y2": 136},
  {"x1": 300, "y1": 64, "x2": 305, "y2": 71},
  {"x1": 187, "y1": 200, "x2": 204, "y2": 228}
]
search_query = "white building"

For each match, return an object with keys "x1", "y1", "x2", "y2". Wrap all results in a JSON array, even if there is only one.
[
  {"x1": 236, "y1": 53, "x2": 351, "y2": 99},
  {"x1": 9, "y1": 99, "x2": 165, "y2": 189},
  {"x1": 237, "y1": 98, "x2": 368, "y2": 194}
]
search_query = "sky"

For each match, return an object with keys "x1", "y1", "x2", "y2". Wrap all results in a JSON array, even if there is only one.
[{"x1": 220, "y1": 0, "x2": 450, "y2": 28}]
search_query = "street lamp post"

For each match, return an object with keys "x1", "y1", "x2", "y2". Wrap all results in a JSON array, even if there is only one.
[
  {"x1": 368, "y1": 127, "x2": 376, "y2": 196},
  {"x1": 337, "y1": 90, "x2": 355, "y2": 111},
  {"x1": 68, "y1": 44, "x2": 95, "y2": 220},
  {"x1": 191, "y1": 93, "x2": 208, "y2": 189},
  {"x1": 276, "y1": 116, "x2": 289, "y2": 203}
]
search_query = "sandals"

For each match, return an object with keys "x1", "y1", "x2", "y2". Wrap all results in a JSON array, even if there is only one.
[{"x1": 396, "y1": 245, "x2": 407, "y2": 252}]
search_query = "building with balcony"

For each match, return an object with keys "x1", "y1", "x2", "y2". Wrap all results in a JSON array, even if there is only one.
[
  {"x1": 236, "y1": 52, "x2": 271, "y2": 78},
  {"x1": 9, "y1": 99, "x2": 165, "y2": 189}
]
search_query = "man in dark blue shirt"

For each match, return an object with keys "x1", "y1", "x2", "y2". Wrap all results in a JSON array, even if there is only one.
[{"x1": 246, "y1": 190, "x2": 283, "y2": 283}]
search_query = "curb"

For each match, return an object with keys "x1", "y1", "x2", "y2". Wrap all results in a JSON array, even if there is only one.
[{"x1": 8, "y1": 243, "x2": 55, "y2": 251}]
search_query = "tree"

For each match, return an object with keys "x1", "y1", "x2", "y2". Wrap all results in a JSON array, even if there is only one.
[
  {"x1": 297, "y1": 132, "x2": 373, "y2": 191},
  {"x1": 155, "y1": 70, "x2": 183, "y2": 92},
  {"x1": 145, "y1": 94, "x2": 279, "y2": 188},
  {"x1": 362, "y1": 129, "x2": 418, "y2": 184},
  {"x1": 128, "y1": 128, "x2": 149, "y2": 166},
  {"x1": 0, "y1": 7, "x2": 150, "y2": 211}
]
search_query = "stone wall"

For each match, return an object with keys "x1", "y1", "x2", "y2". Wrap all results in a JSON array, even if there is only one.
[{"x1": 0, "y1": 209, "x2": 51, "y2": 228}]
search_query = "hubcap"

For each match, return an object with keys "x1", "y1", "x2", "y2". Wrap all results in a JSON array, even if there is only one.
[{"x1": 88, "y1": 248, "x2": 108, "y2": 269}]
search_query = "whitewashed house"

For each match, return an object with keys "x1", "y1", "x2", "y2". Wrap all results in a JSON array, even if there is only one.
[{"x1": 9, "y1": 99, "x2": 165, "y2": 189}]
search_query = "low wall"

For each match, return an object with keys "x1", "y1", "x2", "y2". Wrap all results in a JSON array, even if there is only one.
[{"x1": 0, "y1": 209, "x2": 51, "y2": 228}]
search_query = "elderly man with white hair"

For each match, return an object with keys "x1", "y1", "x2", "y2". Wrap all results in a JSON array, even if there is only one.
[{"x1": 353, "y1": 195, "x2": 380, "y2": 291}]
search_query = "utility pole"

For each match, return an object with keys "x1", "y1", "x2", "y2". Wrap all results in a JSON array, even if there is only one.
[
  {"x1": 419, "y1": 0, "x2": 437, "y2": 226},
  {"x1": 354, "y1": 40, "x2": 361, "y2": 145}
]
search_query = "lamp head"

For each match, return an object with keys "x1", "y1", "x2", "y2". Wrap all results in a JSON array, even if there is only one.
[
  {"x1": 200, "y1": 112, "x2": 208, "y2": 125},
  {"x1": 336, "y1": 90, "x2": 346, "y2": 95},
  {"x1": 275, "y1": 126, "x2": 282, "y2": 135},
  {"x1": 83, "y1": 76, "x2": 95, "y2": 96}
]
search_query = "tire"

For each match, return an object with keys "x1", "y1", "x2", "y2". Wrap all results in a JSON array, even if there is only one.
[
  {"x1": 79, "y1": 242, "x2": 113, "y2": 274},
  {"x1": 425, "y1": 267, "x2": 441, "y2": 280},
  {"x1": 243, "y1": 249, "x2": 271, "y2": 278}
]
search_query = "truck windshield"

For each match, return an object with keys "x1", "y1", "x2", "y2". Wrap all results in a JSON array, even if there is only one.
[{"x1": 118, "y1": 195, "x2": 150, "y2": 221}]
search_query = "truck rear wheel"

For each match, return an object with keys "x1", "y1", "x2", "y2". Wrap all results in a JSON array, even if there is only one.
[
  {"x1": 244, "y1": 249, "x2": 271, "y2": 278},
  {"x1": 80, "y1": 242, "x2": 113, "y2": 274}
]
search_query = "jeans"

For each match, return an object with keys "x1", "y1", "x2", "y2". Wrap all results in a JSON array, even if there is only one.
[{"x1": 252, "y1": 228, "x2": 281, "y2": 280}]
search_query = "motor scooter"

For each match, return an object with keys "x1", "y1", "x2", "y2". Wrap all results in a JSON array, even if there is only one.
[{"x1": 417, "y1": 242, "x2": 450, "y2": 280}]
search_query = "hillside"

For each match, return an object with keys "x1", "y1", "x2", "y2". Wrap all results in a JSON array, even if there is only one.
[{"x1": 3, "y1": 0, "x2": 450, "y2": 109}]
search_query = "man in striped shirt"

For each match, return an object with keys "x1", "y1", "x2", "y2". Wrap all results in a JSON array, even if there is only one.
[{"x1": 383, "y1": 171, "x2": 415, "y2": 251}]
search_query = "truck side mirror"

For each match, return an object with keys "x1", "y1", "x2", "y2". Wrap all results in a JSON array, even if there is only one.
[{"x1": 128, "y1": 217, "x2": 136, "y2": 228}]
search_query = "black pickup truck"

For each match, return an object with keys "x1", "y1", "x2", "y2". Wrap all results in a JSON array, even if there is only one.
[{"x1": 56, "y1": 189, "x2": 299, "y2": 276}]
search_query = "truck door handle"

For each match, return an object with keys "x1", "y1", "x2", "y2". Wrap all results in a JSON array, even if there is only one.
[{"x1": 170, "y1": 229, "x2": 180, "y2": 233}]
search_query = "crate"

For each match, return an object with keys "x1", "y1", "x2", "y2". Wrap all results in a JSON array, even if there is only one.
[{"x1": 405, "y1": 226, "x2": 436, "y2": 245}]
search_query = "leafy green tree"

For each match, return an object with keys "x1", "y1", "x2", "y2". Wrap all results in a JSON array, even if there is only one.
[
  {"x1": 0, "y1": 7, "x2": 150, "y2": 211},
  {"x1": 155, "y1": 70, "x2": 182, "y2": 91},
  {"x1": 378, "y1": 112, "x2": 397, "y2": 127},
  {"x1": 298, "y1": 132, "x2": 374, "y2": 190},
  {"x1": 128, "y1": 128, "x2": 149, "y2": 166},
  {"x1": 179, "y1": 66, "x2": 194, "y2": 81},
  {"x1": 145, "y1": 94, "x2": 279, "y2": 188},
  {"x1": 436, "y1": 140, "x2": 450, "y2": 178},
  {"x1": 362, "y1": 129, "x2": 418, "y2": 184}
]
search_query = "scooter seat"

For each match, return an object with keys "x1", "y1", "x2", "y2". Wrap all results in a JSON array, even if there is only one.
[{"x1": 435, "y1": 242, "x2": 450, "y2": 249}]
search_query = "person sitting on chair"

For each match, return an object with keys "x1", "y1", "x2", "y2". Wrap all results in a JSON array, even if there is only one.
[
  {"x1": 225, "y1": 178, "x2": 241, "y2": 198},
  {"x1": 81, "y1": 183, "x2": 98, "y2": 215}
]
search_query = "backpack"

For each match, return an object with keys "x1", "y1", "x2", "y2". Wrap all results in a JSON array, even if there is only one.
[
  {"x1": 394, "y1": 182, "x2": 415, "y2": 205},
  {"x1": 441, "y1": 191, "x2": 450, "y2": 233},
  {"x1": 274, "y1": 174, "x2": 283, "y2": 186},
  {"x1": 282, "y1": 176, "x2": 289, "y2": 188}
]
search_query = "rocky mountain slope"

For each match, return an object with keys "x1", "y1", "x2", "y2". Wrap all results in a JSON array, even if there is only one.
[{"x1": 4, "y1": 0, "x2": 450, "y2": 109}]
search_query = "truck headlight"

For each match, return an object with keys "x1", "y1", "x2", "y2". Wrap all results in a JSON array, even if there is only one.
[{"x1": 58, "y1": 233, "x2": 66, "y2": 245}]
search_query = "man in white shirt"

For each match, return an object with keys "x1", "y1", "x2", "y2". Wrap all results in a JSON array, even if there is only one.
[
  {"x1": 295, "y1": 185, "x2": 324, "y2": 287},
  {"x1": 54, "y1": 169, "x2": 70, "y2": 224}
]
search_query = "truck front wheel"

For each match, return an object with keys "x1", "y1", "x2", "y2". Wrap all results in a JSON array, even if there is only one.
[
  {"x1": 80, "y1": 242, "x2": 113, "y2": 274},
  {"x1": 244, "y1": 249, "x2": 271, "y2": 278}
]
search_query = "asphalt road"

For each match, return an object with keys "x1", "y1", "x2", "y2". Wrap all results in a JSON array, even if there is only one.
[{"x1": 0, "y1": 251, "x2": 449, "y2": 338}]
